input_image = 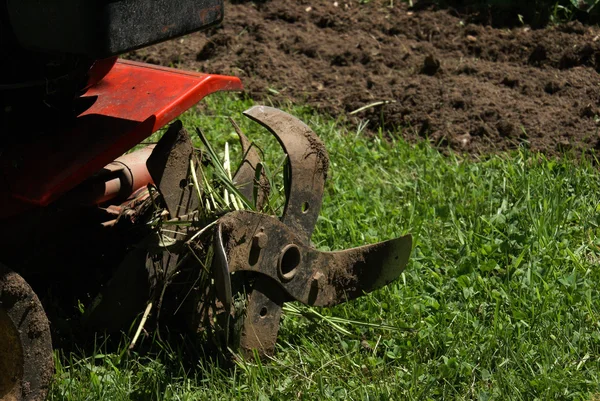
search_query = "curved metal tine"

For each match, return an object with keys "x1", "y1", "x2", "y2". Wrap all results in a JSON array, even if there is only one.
[
  {"x1": 146, "y1": 121, "x2": 198, "y2": 218},
  {"x1": 230, "y1": 118, "x2": 270, "y2": 211},
  {"x1": 243, "y1": 106, "x2": 329, "y2": 241},
  {"x1": 211, "y1": 222, "x2": 232, "y2": 312},
  {"x1": 316, "y1": 234, "x2": 412, "y2": 306},
  {"x1": 239, "y1": 106, "x2": 330, "y2": 358}
]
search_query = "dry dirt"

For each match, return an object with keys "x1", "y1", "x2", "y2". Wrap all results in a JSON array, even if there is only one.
[{"x1": 130, "y1": 0, "x2": 600, "y2": 156}]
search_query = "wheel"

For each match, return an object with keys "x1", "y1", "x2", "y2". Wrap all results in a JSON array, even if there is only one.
[{"x1": 0, "y1": 264, "x2": 53, "y2": 401}]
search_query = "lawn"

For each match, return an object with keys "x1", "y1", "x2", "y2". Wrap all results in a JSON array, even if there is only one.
[{"x1": 49, "y1": 93, "x2": 600, "y2": 400}]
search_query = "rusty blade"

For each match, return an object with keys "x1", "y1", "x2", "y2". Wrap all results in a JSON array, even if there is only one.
[
  {"x1": 238, "y1": 281, "x2": 285, "y2": 359},
  {"x1": 215, "y1": 211, "x2": 412, "y2": 307},
  {"x1": 146, "y1": 120, "x2": 199, "y2": 218},
  {"x1": 230, "y1": 118, "x2": 270, "y2": 210},
  {"x1": 317, "y1": 236, "x2": 412, "y2": 305},
  {"x1": 243, "y1": 106, "x2": 329, "y2": 241}
]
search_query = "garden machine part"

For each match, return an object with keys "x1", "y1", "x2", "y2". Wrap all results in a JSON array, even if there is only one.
[
  {"x1": 0, "y1": 265, "x2": 53, "y2": 401},
  {"x1": 205, "y1": 106, "x2": 413, "y2": 356},
  {"x1": 79, "y1": 106, "x2": 412, "y2": 358},
  {"x1": 0, "y1": 0, "x2": 412, "y2": 399}
]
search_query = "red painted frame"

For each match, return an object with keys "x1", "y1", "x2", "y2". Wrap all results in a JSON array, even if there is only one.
[{"x1": 1, "y1": 60, "x2": 243, "y2": 213}]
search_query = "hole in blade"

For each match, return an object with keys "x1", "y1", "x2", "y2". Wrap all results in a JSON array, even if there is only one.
[
  {"x1": 249, "y1": 242, "x2": 261, "y2": 266},
  {"x1": 278, "y1": 244, "x2": 301, "y2": 281}
]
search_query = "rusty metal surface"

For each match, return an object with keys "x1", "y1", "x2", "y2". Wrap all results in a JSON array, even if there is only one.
[
  {"x1": 238, "y1": 281, "x2": 285, "y2": 357},
  {"x1": 216, "y1": 211, "x2": 412, "y2": 307},
  {"x1": 243, "y1": 106, "x2": 328, "y2": 241},
  {"x1": 62, "y1": 145, "x2": 155, "y2": 207},
  {"x1": 146, "y1": 120, "x2": 199, "y2": 218},
  {"x1": 0, "y1": 264, "x2": 53, "y2": 401},
  {"x1": 147, "y1": 121, "x2": 202, "y2": 308},
  {"x1": 233, "y1": 106, "x2": 333, "y2": 358}
]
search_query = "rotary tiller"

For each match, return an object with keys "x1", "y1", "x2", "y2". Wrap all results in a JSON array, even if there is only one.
[{"x1": 0, "y1": 1, "x2": 412, "y2": 400}]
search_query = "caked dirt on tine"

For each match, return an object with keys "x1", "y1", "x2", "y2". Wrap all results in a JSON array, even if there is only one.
[{"x1": 130, "y1": 0, "x2": 600, "y2": 156}]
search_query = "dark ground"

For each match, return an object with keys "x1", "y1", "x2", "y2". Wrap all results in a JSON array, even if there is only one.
[{"x1": 130, "y1": 0, "x2": 600, "y2": 156}]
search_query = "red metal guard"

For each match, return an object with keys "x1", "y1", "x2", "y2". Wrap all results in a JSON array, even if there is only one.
[{"x1": 0, "y1": 60, "x2": 243, "y2": 215}]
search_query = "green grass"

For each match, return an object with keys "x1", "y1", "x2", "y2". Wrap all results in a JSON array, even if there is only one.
[{"x1": 50, "y1": 93, "x2": 600, "y2": 400}]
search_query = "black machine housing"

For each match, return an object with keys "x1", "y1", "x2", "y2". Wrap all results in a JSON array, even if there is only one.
[
  {"x1": 0, "y1": 0, "x2": 224, "y2": 129},
  {"x1": 5, "y1": 0, "x2": 224, "y2": 58}
]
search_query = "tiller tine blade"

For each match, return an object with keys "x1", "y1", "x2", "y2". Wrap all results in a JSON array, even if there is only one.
[
  {"x1": 242, "y1": 105, "x2": 328, "y2": 240},
  {"x1": 146, "y1": 120, "x2": 199, "y2": 218},
  {"x1": 238, "y1": 105, "x2": 329, "y2": 357},
  {"x1": 207, "y1": 106, "x2": 412, "y2": 358},
  {"x1": 231, "y1": 118, "x2": 270, "y2": 210},
  {"x1": 214, "y1": 211, "x2": 412, "y2": 307}
]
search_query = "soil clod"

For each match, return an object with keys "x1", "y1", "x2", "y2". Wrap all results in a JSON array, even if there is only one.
[
  {"x1": 130, "y1": 0, "x2": 600, "y2": 157},
  {"x1": 421, "y1": 54, "x2": 441, "y2": 76}
]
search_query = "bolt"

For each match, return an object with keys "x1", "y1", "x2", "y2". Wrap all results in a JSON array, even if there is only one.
[
  {"x1": 312, "y1": 271, "x2": 324, "y2": 282},
  {"x1": 252, "y1": 232, "x2": 268, "y2": 249}
]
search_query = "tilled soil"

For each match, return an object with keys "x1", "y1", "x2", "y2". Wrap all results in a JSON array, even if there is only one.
[{"x1": 131, "y1": 0, "x2": 600, "y2": 156}]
